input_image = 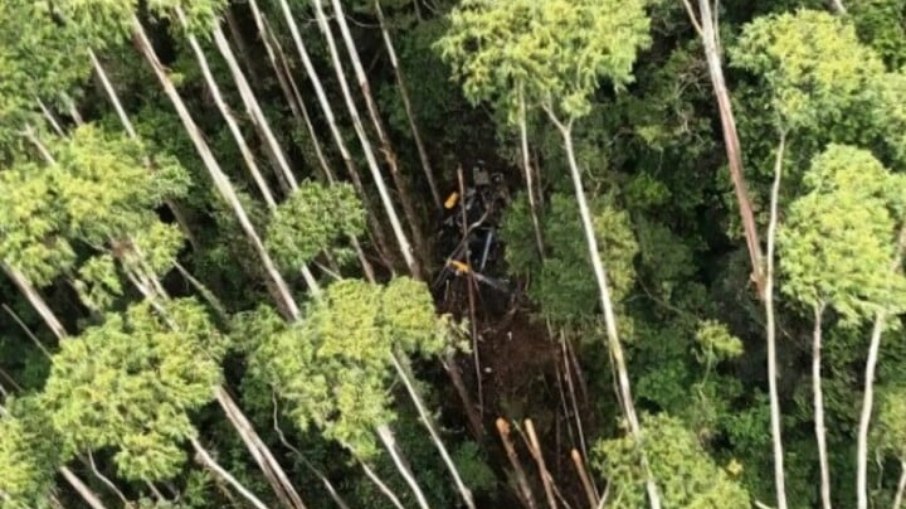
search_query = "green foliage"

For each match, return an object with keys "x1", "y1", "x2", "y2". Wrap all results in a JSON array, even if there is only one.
[
  {"x1": 850, "y1": 0, "x2": 906, "y2": 68},
  {"x1": 876, "y1": 385, "x2": 906, "y2": 459},
  {"x1": 0, "y1": 398, "x2": 60, "y2": 508},
  {"x1": 732, "y1": 10, "x2": 884, "y2": 131},
  {"x1": 592, "y1": 413, "x2": 751, "y2": 508},
  {"x1": 42, "y1": 299, "x2": 224, "y2": 480},
  {"x1": 503, "y1": 193, "x2": 638, "y2": 325},
  {"x1": 0, "y1": 162, "x2": 75, "y2": 285},
  {"x1": 0, "y1": 124, "x2": 188, "y2": 287},
  {"x1": 779, "y1": 145, "x2": 906, "y2": 323},
  {"x1": 695, "y1": 319, "x2": 744, "y2": 364},
  {"x1": 438, "y1": 0, "x2": 652, "y2": 120},
  {"x1": 266, "y1": 181, "x2": 364, "y2": 270},
  {"x1": 247, "y1": 278, "x2": 452, "y2": 458}
]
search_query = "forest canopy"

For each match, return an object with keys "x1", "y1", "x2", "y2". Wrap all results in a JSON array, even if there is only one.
[{"x1": 2, "y1": 0, "x2": 906, "y2": 508}]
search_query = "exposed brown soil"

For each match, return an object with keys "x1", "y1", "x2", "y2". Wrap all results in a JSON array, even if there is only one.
[{"x1": 436, "y1": 277, "x2": 598, "y2": 509}]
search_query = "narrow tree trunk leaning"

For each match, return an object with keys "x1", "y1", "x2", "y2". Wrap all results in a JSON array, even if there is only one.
[
  {"x1": 307, "y1": 0, "x2": 421, "y2": 278},
  {"x1": 443, "y1": 351, "x2": 484, "y2": 438},
  {"x1": 813, "y1": 304, "x2": 832, "y2": 509},
  {"x1": 519, "y1": 88, "x2": 545, "y2": 259},
  {"x1": 246, "y1": 5, "x2": 330, "y2": 181},
  {"x1": 88, "y1": 48, "x2": 199, "y2": 252},
  {"x1": 216, "y1": 387, "x2": 308, "y2": 509},
  {"x1": 59, "y1": 466, "x2": 110, "y2": 509},
  {"x1": 374, "y1": 0, "x2": 442, "y2": 210},
  {"x1": 321, "y1": 0, "x2": 430, "y2": 272},
  {"x1": 36, "y1": 97, "x2": 64, "y2": 136},
  {"x1": 390, "y1": 353, "x2": 475, "y2": 509},
  {"x1": 271, "y1": 0, "x2": 396, "y2": 263},
  {"x1": 690, "y1": 0, "x2": 765, "y2": 297},
  {"x1": 496, "y1": 418, "x2": 538, "y2": 509},
  {"x1": 571, "y1": 449, "x2": 599, "y2": 509},
  {"x1": 175, "y1": 8, "x2": 322, "y2": 296},
  {"x1": 764, "y1": 134, "x2": 790, "y2": 509},
  {"x1": 2, "y1": 264, "x2": 68, "y2": 341},
  {"x1": 857, "y1": 225, "x2": 906, "y2": 509},
  {"x1": 130, "y1": 15, "x2": 301, "y2": 321},
  {"x1": 831, "y1": 0, "x2": 847, "y2": 14},
  {"x1": 175, "y1": 8, "x2": 278, "y2": 209},
  {"x1": 524, "y1": 419, "x2": 557, "y2": 509},
  {"x1": 547, "y1": 112, "x2": 662, "y2": 509},
  {"x1": 229, "y1": 7, "x2": 376, "y2": 283},
  {"x1": 190, "y1": 438, "x2": 271, "y2": 509},
  {"x1": 210, "y1": 23, "x2": 299, "y2": 192},
  {"x1": 894, "y1": 462, "x2": 906, "y2": 509},
  {"x1": 375, "y1": 424, "x2": 431, "y2": 509},
  {"x1": 360, "y1": 461, "x2": 407, "y2": 509}
]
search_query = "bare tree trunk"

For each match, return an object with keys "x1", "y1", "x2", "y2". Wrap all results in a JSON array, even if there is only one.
[
  {"x1": 88, "y1": 49, "x2": 200, "y2": 252},
  {"x1": 519, "y1": 88, "x2": 545, "y2": 259},
  {"x1": 246, "y1": 5, "x2": 330, "y2": 181},
  {"x1": 131, "y1": 15, "x2": 300, "y2": 321},
  {"x1": 572, "y1": 449, "x2": 599, "y2": 509},
  {"x1": 59, "y1": 467, "x2": 110, "y2": 509},
  {"x1": 691, "y1": 0, "x2": 765, "y2": 297},
  {"x1": 37, "y1": 97, "x2": 64, "y2": 136},
  {"x1": 175, "y1": 9, "x2": 278, "y2": 209},
  {"x1": 765, "y1": 134, "x2": 790, "y2": 509},
  {"x1": 374, "y1": 0, "x2": 442, "y2": 211},
  {"x1": 216, "y1": 387, "x2": 308, "y2": 509},
  {"x1": 360, "y1": 461, "x2": 406, "y2": 509},
  {"x1": 857, "y1": 224, "x2": 906, "y2": 509},
  {"x1": 443, "y1": 352, "x2": 484, "y2": 439},
  {"x1": 813, "y1": 304, "x2": 832, "y2": 509},
  {"x1": 238, "y1": 7, "x2": 376, "y2": 281},
  {"x1": 191, "y1": 438, "x2": 271, "y2": 509},
  {"x1": 831, "y1": 0, "x2": 847, "y2": 14},
  {"x1": 2, "y1": 264, "x2": 67, "y2": 341},
  {"x1": 271, "y1": 0, "x2": 397, "y2": 264},
  {"x1": 322, "y1": 0, "x2": 429, "y2": 272},
  {"x1": 211, "y1": 23, "x2": 299, "y2": 192},
  {"x1": 496, "y1": 418, "x2": 538, "y2": 509},
  {"x1": 548, "y1": 114, "x2": 661, "y2": 509},
  {"x1": 307, "y1": 0, "x2": 421, "y2": 278},
  {"x1": 390, "y1": 353, "x2": 475, "y2": 509},
  {"x1": 375, "y1": 424, "x2": 431, "y2": 509},
  {"x1": 893, "y1": 462, "x2": 906, "y2": 509},
  {"x1": 524, "y1": 420, "x2": 557, "y2": 509}
]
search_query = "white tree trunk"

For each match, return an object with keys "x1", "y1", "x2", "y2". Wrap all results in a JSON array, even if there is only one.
[
  {"x1": 893, "y1": 462, "x2": 906, "y2": 509},
  {"x1": 2, "y1": 264, "x2": 67, "y2": 342},
  {"x1": 813, "y1": 305, "x2": 832, "y2": 509},
  {"x1": 519, "y1": 88, "x2": 545, "y2": 259},
  {"x1": 216, "y1": 387, "x2": 308, "y2": 509},
  {"x1": 131, "y1": 15, "x2": 300, "y2": 320},
  {"x1": 211, "y1": 23, "x2": 298, "y2": 192},
  {"x1": 376, "y1": 424, "x2": 431, "y2": 509},
  {"x1": 765, "y1": 134, "x2": 790, "y2": 509},
  {"x1": 374, "y1": 0, "x2": 441, "y2": 210},
  {"x1": 305, "y1": 0, "x2": 419, "y2": 277},
  {"x1": 831, "y1": 0, "x2": 847, "y2": 14},
  {"x1": 60, "y1": 466, "x2": 109, "y2": 509},
  {"x1": 191, "y1": 438, "x2": 271, "y2": 509},
  {"x1": 323, "y1": 0, "x2": 427, "y2": 274},
  {"x1": 271, "y1": 0, "x2": 396, "y2": 262},
  {"x1": 695, "y1": 0, "x2": 765, "y2": 296},
  {"x1": 390, "y1": 353, "x2": 475, "y2": 509},
  {"x1": 175, "y1": 8, "x2": 278, "y2": 209},
  {"x1": 360, "y1": 461, "x2": 407, "y2": 509},
  {"x1": 857, "y1": 225, "x2": 906, "y2": 509},
  {"x1": 550, "y1": 115, "x2": 661, "y2": 509}
]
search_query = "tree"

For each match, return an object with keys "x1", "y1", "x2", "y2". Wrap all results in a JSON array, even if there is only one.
[{"x1": 779, "y1": 144, "x2": 906, "y2": 509}]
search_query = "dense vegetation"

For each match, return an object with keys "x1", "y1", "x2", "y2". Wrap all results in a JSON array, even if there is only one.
[{"x1": 2, "y1": 0, "x2": 906, "y2": 508}]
